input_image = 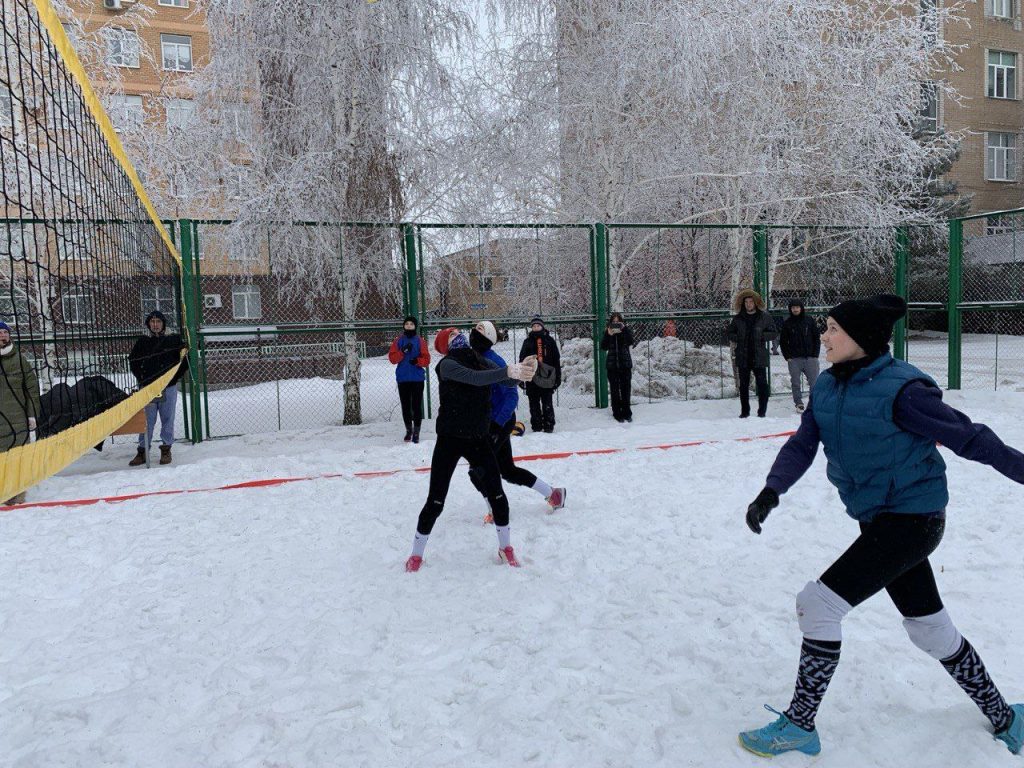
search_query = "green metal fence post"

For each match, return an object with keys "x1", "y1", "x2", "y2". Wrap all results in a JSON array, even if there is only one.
[
  {"x1": 893, "y1": 226, "x2": 909, "y2": 361},
  {"x1": 403, "y1": 223, "x2": 419, "y2": 319},
  {"x1": 947, "y1": 219, "x2": 963, "y2": 389},
  {"x1": 178, "y1": 219, "x2": 204, "y2": 443},
  {"x1": 593, "y1": 223, "x2": 610, "y2": 409}
]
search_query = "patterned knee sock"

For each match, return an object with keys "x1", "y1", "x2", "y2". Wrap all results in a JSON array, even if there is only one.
[
  {"x1": 941, "y1": 638, "x2": 1013, "y2": 732},
  {"x1": 784, "y1": 639, "x2": 841, "y2": 732}
]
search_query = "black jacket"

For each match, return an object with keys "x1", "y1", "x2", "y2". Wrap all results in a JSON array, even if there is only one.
[
  {"x1": 780, "y1": 310, "x2": 821, "y2": 360},
  {"x1": 435, "y1": 347, "x2": 504, "y2": 439},
  {"x1": 600, "y1": 326, "x2": 634, "y2": 370},
  {"x1": 520, "y1": 330, "x2": 562, "y2": 386},
  {"x1": 129, "y1": 332, "x2": 188, "y2": 387},
  {"x1": 727, "y1": 310, "x2": 778, "y2": 369}
]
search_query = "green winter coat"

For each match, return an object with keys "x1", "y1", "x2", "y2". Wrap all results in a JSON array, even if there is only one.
[{"x1": 0, "y1": 346, "x2": 41, "y2": 452}]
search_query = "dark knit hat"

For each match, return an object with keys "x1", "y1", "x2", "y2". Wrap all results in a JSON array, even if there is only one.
[
  {"x1": 530, "y1": 315, "x2": 544, "y2": 327},
  {"x1": 0, "y1": 321, "x2": 10, "y2": 333},
  {"x1": 403, "y1": 315, "x2": 418, "y2": 328},
  {"x1": 828, "y1": 294, "x2": 907, "y2": 356}
]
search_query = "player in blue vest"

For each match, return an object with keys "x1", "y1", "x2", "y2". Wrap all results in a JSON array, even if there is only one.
[{"x1": 739, "y1": 294, "x2": 1024, "y2": 757}]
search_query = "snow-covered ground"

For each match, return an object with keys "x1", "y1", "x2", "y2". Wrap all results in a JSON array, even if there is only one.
[{"x1": 4, "y1": 392, "x2": 1024, "y2": 767}]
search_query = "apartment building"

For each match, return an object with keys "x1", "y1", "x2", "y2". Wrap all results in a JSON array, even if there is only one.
[{"x1": 940, "y1": 0, "x2": 1024, "y2": 225}]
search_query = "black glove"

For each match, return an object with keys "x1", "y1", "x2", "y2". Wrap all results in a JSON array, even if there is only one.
[
  {"x1": 402, "y1": 342, "x2": 414, "y2": 356},
  {"x1": 746, "y1": 487, "x2": 779, "y2": 534}
]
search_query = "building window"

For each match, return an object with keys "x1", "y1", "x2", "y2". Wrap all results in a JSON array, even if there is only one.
[
  {"x1": 109, "y1": 94, "x2": 143, "y2": 132},
  {"x1": 60, "y1": 292, "x2": 94, "y2": 325},
  {"x1": 106, "y1": 28, "x2": 141, "y2": 69},
  {"x1": 989, "y1": 0, "x2": 1013, "y2": 18},
  {"x1": 986, "y1": 214, "x2": 1022, "y2": 235},
  {"x1": 476, "y1": 274, "x2": 493, "y2": 293},
  {"x1": 232, "y1": 285, "x2": 261, "y2": 320},
  {"x1": 165, "y1": 98, "x2": 195, "y2": 131},
  {"x1": 986, "y1": 132, "x2": 1017, "y2": 181},
  {"x1": 0, "y1": 281, "x2": 29, "y2": 326},
  {"x1": 920, "y1": 0, "x2": 938, "y2": 47},
  {"x1": 140, "y1": 285, "x2": 177, "y2": 321},
  {"x1": 224, "y1": 103, "x2": 252, "y2": 142},
  {"x1": 988, "y1": 51, "x2": 1017, "y2": 99},
  {"x1": 161, "y1": 33, "x2": 193, "y2": 72},
  {"x1": 158, "y1": 0, "x2": 188, "y2": 6},
  {"x1": 919, "y1": 81, "x2": 938, "y2": 133}
]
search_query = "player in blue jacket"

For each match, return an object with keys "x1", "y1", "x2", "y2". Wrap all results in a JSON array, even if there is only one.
[
  {"x1": 739, "y1": 295, "x2": 1024, "y2": 758},
  {"x1": 465, "y1": 321, "x2": 566, "y2": 516}
]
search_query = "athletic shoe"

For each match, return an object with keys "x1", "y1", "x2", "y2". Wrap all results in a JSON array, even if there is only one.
[
  {"x1": 404, "y1": 427, "x2": 413, "y2": 442},
  {"x1": 795, "y1": 403, "x2": 805, "y2": 413},
  {"x1": 405, "y1": 555, "x2": 422, "y2": 573},
  {"x1": 738, "y1": 706, "x2": 821, "y2": 758},
  {"x1": 996, "y1": 704, "x2": 1024, "y2": 754},
  {"x1": 498, "y1": 546, "x2": 520, "y2": 567},
  {"x1": 546, "y1": 487, "x2": 566, "y2": 511},
  {"x1": 412, "y1": 427, "x2": 420, "y2": 444}
]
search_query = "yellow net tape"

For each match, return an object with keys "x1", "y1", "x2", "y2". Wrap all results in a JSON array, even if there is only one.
[
  {"x1": 0, "y1": 351, "x2": 186, "y2": 504},
  {"x1": 28, "y1": 0, "x2": 182, "y2": 268}
]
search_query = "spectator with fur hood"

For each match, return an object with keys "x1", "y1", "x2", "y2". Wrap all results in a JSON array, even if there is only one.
[{"x1": 727, "y1": 289, "x2": 777, "y2": 418}]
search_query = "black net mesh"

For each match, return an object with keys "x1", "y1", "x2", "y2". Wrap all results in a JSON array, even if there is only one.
[{"x1": 1, "y1": 0, "x2": 181, "y2": 461}]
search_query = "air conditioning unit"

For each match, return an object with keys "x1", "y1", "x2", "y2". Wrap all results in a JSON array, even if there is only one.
[
  {"x1": 103, "y1": 0, "x2": 122, "y2": 9},
  {"x1": 203, "y1": 294, "x2": 222, "y2": 309}
]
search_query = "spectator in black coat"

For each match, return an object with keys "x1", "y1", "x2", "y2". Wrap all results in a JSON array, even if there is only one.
[
  {"x1": 519, "y1": 316, "x2": 561, "y2": 433},
  {"x1": 727, "y1": 289, "x2": 778, "y2": 418},
  {"x1": 127, "y1": 311, "x2": 188, "y2": 466},
  {"x1": 600, "y1": 311, "x2": 634, "y2": 422},
  {"x1": 779, "y1": 298, "x2": 821, "y2": 412}
]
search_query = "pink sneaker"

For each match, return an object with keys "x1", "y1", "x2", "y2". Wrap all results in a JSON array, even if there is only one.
[
  {"x1": 405, "y1": 555, "x2": 423, "y2": 573},
  {"x1": 546, "y1": 487, "x2": 566, "y2": 511},
  {"x1": 498, "y1": 546, "x2": 520, "y2": 567}
]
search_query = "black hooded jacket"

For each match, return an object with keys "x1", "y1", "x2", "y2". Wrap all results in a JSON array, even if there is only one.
[
  {"x1": 779, "y1": 300, "x2": 821, "y2": 360},
  {"x1": 128, "y1": 311, "x2": 189, "y2": 387}
]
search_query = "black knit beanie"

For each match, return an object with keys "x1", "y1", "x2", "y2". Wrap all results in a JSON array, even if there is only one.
[
  {"x1": 828, "y1": 294, "x2": 907, "y2": 357},
  {"x1": 403, "y1": 315, "x2": 418, "y2": 328}
]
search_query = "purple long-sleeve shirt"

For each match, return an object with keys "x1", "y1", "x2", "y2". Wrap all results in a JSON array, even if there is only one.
[{"x1": 765, "y1": 380, "x2": 1024, "y2": 496}]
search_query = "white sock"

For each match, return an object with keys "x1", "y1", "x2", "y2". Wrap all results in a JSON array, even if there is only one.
[
  {"x1": 411, "y1": 532, "x2": 429, "y2": 558},
  {"x1": 532, "y1": 478, "x2": 553, "y2": 498},
  {"x1": 495, "y1": 525, "x2": 511, "y2": 549}
]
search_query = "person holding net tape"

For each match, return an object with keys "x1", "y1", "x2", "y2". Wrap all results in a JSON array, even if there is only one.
[
  {"x1": 0, "y1": 321, "x2": 40, "y2": 505},
  {"x1": 128, "y1": 311, "x2": 188, "y2": 466}
]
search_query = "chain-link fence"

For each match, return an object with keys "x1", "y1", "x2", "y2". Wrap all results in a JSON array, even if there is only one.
[
  {"x1": 168, "y1": 214, "x2": 1024, "y2": 441},
  {"x1": 956, "y1": 211, "x2": 1024, "y2": 391}
]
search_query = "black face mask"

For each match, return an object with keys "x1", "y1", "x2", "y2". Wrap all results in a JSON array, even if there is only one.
[{"x1": 403, "y1": 328, "x2": 416, "y2": 338}]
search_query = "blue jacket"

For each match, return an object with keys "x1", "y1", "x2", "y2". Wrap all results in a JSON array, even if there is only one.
[
  {"x1": 484, "y1": 348, "x2": 518, "y2": 426},
  {"x1": 388, "y1": 334, "x2": 428, "y2": 383},
  {"x1": 811, "y1": 354, "x2": 948, "y2": 520}
]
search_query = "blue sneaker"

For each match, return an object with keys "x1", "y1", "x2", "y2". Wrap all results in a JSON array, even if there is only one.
[
  {"x1": 739, "y1": 705, "x2": 822, "y2": 758},
  {"x1": 996, "y1": 704, "x2": 1024, "y2": 754}
]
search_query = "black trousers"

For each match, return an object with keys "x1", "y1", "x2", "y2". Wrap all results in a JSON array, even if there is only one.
[
  {"x1": 820, "y1": 512, "x2": 946, "y2": 617},
  {"x1": 737, "y1": 366, "x2": 769, "y2": 416},
  {"x1": 397, "y1": 381, "x2": 424, "y2": 429},
  {"x1": 608, "y1": 366, "x2": 633, "y2": 419},
  {"x1": 468, "y1": 419, "x2": 538, "y2": 494},
  {"x1": 416, "y1": 434, "x2": 509, "y2": 535},
  {"x1": 525, "y1": 383, "x2": 555, "y2": 431}
]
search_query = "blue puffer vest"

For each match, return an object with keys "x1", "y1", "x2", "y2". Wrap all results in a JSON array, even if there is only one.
[{"x1": 812, "y1": 353, "x2": 948, "y2": 522}]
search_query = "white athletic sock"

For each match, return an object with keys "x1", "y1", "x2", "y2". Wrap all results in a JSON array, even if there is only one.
[
  {"x1": 411, "y1": 532, "x2": 429, "y2": 558},
  {"x1": 532, "y1": 478, "x2": 553, "y2": 498},
  {"x1": 495, "y1": 525, "x2": 511, "y2": 549}
]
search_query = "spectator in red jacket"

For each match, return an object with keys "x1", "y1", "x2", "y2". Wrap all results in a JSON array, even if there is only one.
[{"x1": 387, "y1": 316, "x2": 430, "y2": 443}]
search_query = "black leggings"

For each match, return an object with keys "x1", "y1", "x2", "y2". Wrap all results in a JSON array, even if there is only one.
[
  {"x1": 820, "y1": 512, "x2": 946, "y2": 617},
  {"x1": 468, "y1": 420, "x2": 538, "y2": 494},
  {"x1": 416, "y1": 434, "x2": 509, "y2": 535},
  {"x1": 397, "y1": 381, "x2": 424, "y2": 428}
]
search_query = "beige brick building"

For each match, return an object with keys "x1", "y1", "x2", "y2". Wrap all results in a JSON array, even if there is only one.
[{"x1": 941, "y1": 0, "x2": 1024, "y2": 221}]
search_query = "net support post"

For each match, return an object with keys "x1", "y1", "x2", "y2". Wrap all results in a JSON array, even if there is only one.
[
  {"x1": 947, "y1": 219, "x2": 963, "y2": 389},
  {"x1": 179, "y1": 220, "x2": 204, "y2": 443},
  {"x1": 893, "y1": 226, "x2": 909, "y2": 361}
]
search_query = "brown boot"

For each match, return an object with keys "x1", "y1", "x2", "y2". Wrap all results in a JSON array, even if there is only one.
[
  {"x1": 129, "y1": 447, "x2": 146, "y2": 467},
  {"x1": 159, "y1": 445, "x2": 172, "y2": 465}
]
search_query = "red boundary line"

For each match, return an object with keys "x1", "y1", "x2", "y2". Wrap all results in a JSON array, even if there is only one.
[{"x1": 2, "y1": 430, "x2": 795, "y2": 512}]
